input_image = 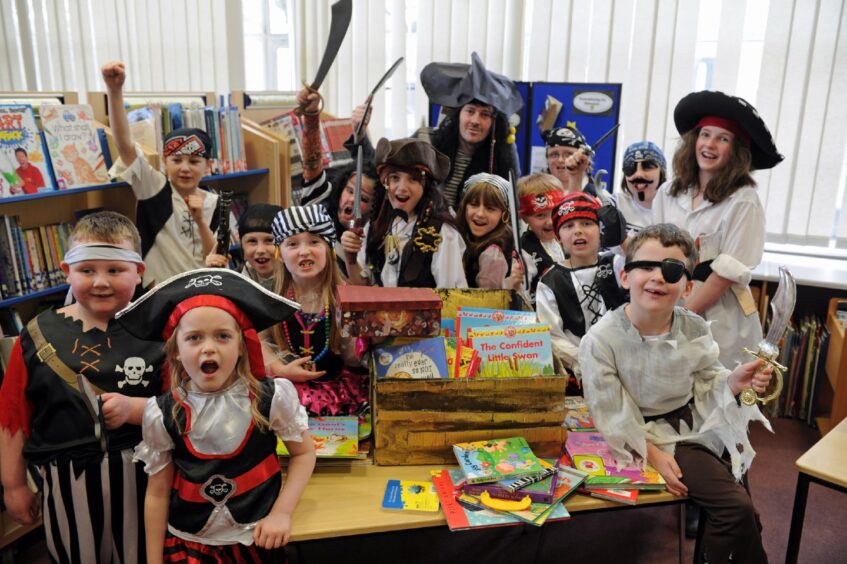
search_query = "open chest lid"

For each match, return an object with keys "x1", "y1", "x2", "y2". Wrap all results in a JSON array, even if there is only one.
[{"x1": 336, "y1": 285, "x2": 442, "y2": 312}]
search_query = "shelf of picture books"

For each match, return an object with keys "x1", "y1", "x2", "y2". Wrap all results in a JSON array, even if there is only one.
[
  {"x1": 815, "y1": 298, "x2": 847, "y2": 434},
  {"x1": 235, "y1": 92, "x2": 357, "y2": 205},
  {"x1": 87, "y1": 90, "x2": 288, "y2": 206}
]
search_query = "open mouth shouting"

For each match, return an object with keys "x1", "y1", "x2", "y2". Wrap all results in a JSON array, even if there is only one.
[{"x1": 200, "y1": 360, "x2": 219, "y2": 375}]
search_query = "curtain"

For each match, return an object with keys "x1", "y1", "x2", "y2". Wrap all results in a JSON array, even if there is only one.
[{"x1": 0, "y1": 0, "x2": 234, "y2": 97}]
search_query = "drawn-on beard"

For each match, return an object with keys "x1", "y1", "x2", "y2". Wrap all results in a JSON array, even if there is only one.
[{"x1": 627, "y1": 177, "x2": 654, "y2": 201}]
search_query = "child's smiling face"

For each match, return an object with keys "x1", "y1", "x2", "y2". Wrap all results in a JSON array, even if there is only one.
[
  {"x1": 465, "y1": 199, "x2": 503, "y2": 238},
  {"x1": 385, "y1": 170, "x2": 424, "y2": 216},
  {"x1": 523, "y1": 210, "x2": 556, "y2": 242},
  {"x1": 241, "y1": 232, "x2": 276, "y2": 278},
  {"x1": 557, "y1": 218, "x2": 600, "y2": 266},
  {"x1": 621, "y1": 238, "x2": 693, "y2": 315}
]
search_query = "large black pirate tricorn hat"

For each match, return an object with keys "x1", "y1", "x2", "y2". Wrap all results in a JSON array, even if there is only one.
[
  {"x1": 115, "y1": 268, "x2": 299, "y2": 341},
  {"x1": 674, "y1": 90, "x2": 783, "y2": 170},
  {"x1": 420, "y1": 52, "x2": 523, "y2": 116}
]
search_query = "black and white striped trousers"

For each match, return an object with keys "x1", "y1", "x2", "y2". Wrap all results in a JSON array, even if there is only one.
[{"x1": 39, "y1": 449, "x2": 146, "y2": 564}]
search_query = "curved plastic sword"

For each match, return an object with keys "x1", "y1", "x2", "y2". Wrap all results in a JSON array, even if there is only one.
[{"x1": 308, "y1": 0, "x2": 353, "y2": 91}]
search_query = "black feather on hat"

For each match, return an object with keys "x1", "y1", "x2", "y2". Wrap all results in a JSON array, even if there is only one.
[
  {"x1": 674, "y1": 91, "x2": 783, "y2": 170},
  {"x1": 420, "y1": 52, "x2": 523, "y2": 116}
]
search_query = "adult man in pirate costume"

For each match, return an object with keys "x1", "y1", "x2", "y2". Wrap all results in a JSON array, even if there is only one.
[{"x1": 421, "y1": 52, "x2": 522, "y2": 209}]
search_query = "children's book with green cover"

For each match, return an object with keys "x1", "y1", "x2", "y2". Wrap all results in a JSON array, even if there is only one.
[
  {"x1": 468, "y1": 323, "x2": 555, "y2": 378},
  {"x1": 381, "y1": 480, "x2": 440, "y2": 512},
  {"x1": 453, "y1": 437, "x2": 546, "y2": 484}
]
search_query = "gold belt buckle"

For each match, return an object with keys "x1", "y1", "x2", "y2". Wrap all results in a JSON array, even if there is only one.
[{"x1": 36, "y1": 343, "x2": 57, "y2": 363}]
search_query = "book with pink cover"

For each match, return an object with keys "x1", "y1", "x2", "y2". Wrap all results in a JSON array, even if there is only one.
[{"x1": 565, "y1": 431, "x2": 666, "y2": 490}]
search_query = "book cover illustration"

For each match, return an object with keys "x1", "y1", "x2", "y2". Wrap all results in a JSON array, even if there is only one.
[
  {"x1": 564, "y1": 395, "x2": 596, "y2": 430},
  {"x1": 468, "y1": 324, "x2": 555, "y2": 378},
  {"x1": 456, "y1": 490, "x2": 568, "y2": 526},
  {"x1": 590, "y1": 488, "x2": 640, "y2": 505},
  {"x1": 453, "y1": 437, "x2": 546, "y2": 484},
  {"x1": 463, "y1": 458, "x2": 560, "y2": 503},
  {"x1": 454, "y1": 340, "x2": 480, "y2": 378},
  {"x1": 565, "y1": 431, "x2": 666, "y2": 490},
  {"x1": 0, "y1": 104, "x2": 54, "y2": 197},
  {"x1": 456, "y1": 307, "x2": 537, "y2": 341},
  {"x1": 373, "y1": 336, "x2": 449, "y2": 379},
  {"x1": 41, "y1": 104, "x2": 109, "y2": 189},
  {"x1": 277, "y1": 416, "x2": 358, "y2": 458},
  {"x1": 381, "y1": 480, "x2": 440, "y2": 512}
]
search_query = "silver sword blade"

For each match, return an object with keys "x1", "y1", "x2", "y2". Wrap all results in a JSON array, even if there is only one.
[{"x1": 762, "y1": 266, "x2": 796, "y2": 348}]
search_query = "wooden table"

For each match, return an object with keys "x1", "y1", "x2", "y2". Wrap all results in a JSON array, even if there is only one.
[
  {"x1": 290, "y1": 463, "x2": 687, "y2": 562},
  {"x1": 785, "y1": 418, "x2": 847, "y2": 563}
]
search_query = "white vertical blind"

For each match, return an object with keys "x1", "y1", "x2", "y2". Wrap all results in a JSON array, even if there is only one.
[{"x1": 0, "y1": 0, "x2": 232, "y2": 96}]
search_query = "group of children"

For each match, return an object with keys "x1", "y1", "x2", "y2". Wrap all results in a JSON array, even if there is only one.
[{"x1": 0, "y1": 58, "x2": 783, "y2": 563}]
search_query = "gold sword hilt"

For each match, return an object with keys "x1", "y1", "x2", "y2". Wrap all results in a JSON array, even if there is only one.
[{"x1": 740, "y1": 347, "x2": 787, "y2": 406}]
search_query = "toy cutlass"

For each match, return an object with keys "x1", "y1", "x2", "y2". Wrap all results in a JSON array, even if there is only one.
[{"x1": 740, "y1": 266, "x2": 796, "y2": 406}]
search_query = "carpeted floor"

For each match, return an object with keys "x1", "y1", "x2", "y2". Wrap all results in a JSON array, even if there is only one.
[{"x1": 8, "y1": 416, "x2": 845, "y2": 563}]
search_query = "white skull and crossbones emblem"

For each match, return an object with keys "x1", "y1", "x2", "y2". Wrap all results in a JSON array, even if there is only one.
[
  {"x1": 185, "y1": 274, "x2": 223, "y2": 288},
  {"x1": 116, "y1": 357, "x2": 153, "y2": 388}
]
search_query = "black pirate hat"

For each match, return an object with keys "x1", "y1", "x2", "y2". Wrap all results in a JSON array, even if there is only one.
[
  {"x1": 115, "y1": 269, "x2": 299, "y2": 377},
  {"x1": 420, "y1": 52, "x2": 523, "y2": 116},
  {"x1": 674, "y1": 91, "x2": 783, "y2": 170}
]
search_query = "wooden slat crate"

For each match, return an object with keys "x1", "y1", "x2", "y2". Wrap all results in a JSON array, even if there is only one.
[{"x1": 373, "y1": 376, "x2": 568, "y2": 465}]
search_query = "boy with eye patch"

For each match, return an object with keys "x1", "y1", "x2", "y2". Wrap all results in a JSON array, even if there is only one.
[{"x1": 579, "y1": 223, "x2": 773, "y2": 564}]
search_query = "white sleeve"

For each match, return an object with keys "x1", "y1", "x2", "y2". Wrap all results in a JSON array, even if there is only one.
[
  {"x1": 133, "y1": 397, "x2": 174, "y2": 475},
  {"x1": 355, "y1": 222, "x2": 372, "y2": 281},
  {"x1": 476, "y1": 245, "x2": 509, "y2": 289},
  {"x1": 108, "y1": 143, "x2": 167, "y2": 200},
  {"x1": 579, "y1": 330, "x2": 648, "y2": 468},
  {"x1": 535, "y1": 280, "x2": 582, "y2": 377},
  {"x1": 710, "y1": 192, "x2": 765, "y2": 285},
  {"x1": 650, "y1": 181, "x2": 672, "y2": 225},
  {"x1": 432, "y1": 224, "x2": 468, "y2": 288},
  {"x1": 269, "y1": 378, "x2": 310, "y2": 442}
]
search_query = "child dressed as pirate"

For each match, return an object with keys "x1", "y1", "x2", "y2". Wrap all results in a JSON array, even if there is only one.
[
  {"x1": 102, "y1": 61, "x2": 237, "y2": 288},
  {"x1": 0, "y1": 211, "x2": 165, "y2": 564},
  {"x1": 535, "y1": 194, "x2": 626, "y2": 384},
  {"x1": 340, "y1": 138, "x2": 469, "y2": 289}
]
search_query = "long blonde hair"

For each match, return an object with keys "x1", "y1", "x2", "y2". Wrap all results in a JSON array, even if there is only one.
[
  {"x1": 271, "y1": 237, "x2": 345, "y2": 354},
  {"x1": 164, "y1": 326, "x2": 270, "y2": 434}
]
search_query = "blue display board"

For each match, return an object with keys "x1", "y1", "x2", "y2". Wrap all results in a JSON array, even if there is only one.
[{"x1": 428, "y1": 82, "x2": 622, "y2": 192}]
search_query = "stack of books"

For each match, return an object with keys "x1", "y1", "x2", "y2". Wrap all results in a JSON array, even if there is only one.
[
  {"x1": 564, "y1": 431, "x2": 667, "y2": 505},
  {"x1": 429, "y1": 437, "x2": 586, "y2": 530}
]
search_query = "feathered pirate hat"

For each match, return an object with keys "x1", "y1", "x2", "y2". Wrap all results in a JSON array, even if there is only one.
[
  {"x1": 115, "y1": 269, "x2": 299, "y2": 378},
  {"x1": 674, "y1": 91, "x2": 783, "y2": 170},
  {"x1": 420, "y1": 52, "x2": 523, "y2": 117}
]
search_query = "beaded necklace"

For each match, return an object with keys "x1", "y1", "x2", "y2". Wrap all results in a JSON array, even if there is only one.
[{"x1": 282, "y1": 287, "x2": 331, "y2": 366}]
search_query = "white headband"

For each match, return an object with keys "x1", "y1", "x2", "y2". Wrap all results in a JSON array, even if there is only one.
[{"x1": 63, "y1": 244, "x2": 144, "y2": 265}]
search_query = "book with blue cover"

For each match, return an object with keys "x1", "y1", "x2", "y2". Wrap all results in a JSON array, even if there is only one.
[
  {"x1": 381, "y1": 480, "x2": 440, "y2": 512},
  {"x1": 373, "y1": 336, "x2": 449, "y2": 379}
]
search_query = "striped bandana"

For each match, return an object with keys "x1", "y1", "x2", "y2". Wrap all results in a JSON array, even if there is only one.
[{"x1": 272, "y1": 205, "x2": 337, "y2": 246}]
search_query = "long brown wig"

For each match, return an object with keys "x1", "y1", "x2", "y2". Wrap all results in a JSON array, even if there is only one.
[{"x1": 669, "y1": 129, "x2": 756, "y2": 203}]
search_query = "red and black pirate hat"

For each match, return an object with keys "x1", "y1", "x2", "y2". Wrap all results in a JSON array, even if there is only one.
[{"x1": 674, "y1": 91, "x2": 783, "y2": 170}]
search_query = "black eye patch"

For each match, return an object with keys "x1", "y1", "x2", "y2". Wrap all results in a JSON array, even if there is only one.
[
  {"x1": 624, "y1": 259, "x2": 692, "y2": 283},
  {"x1": 623, "y1": 160, "x2": 659, "y2": 177}
]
